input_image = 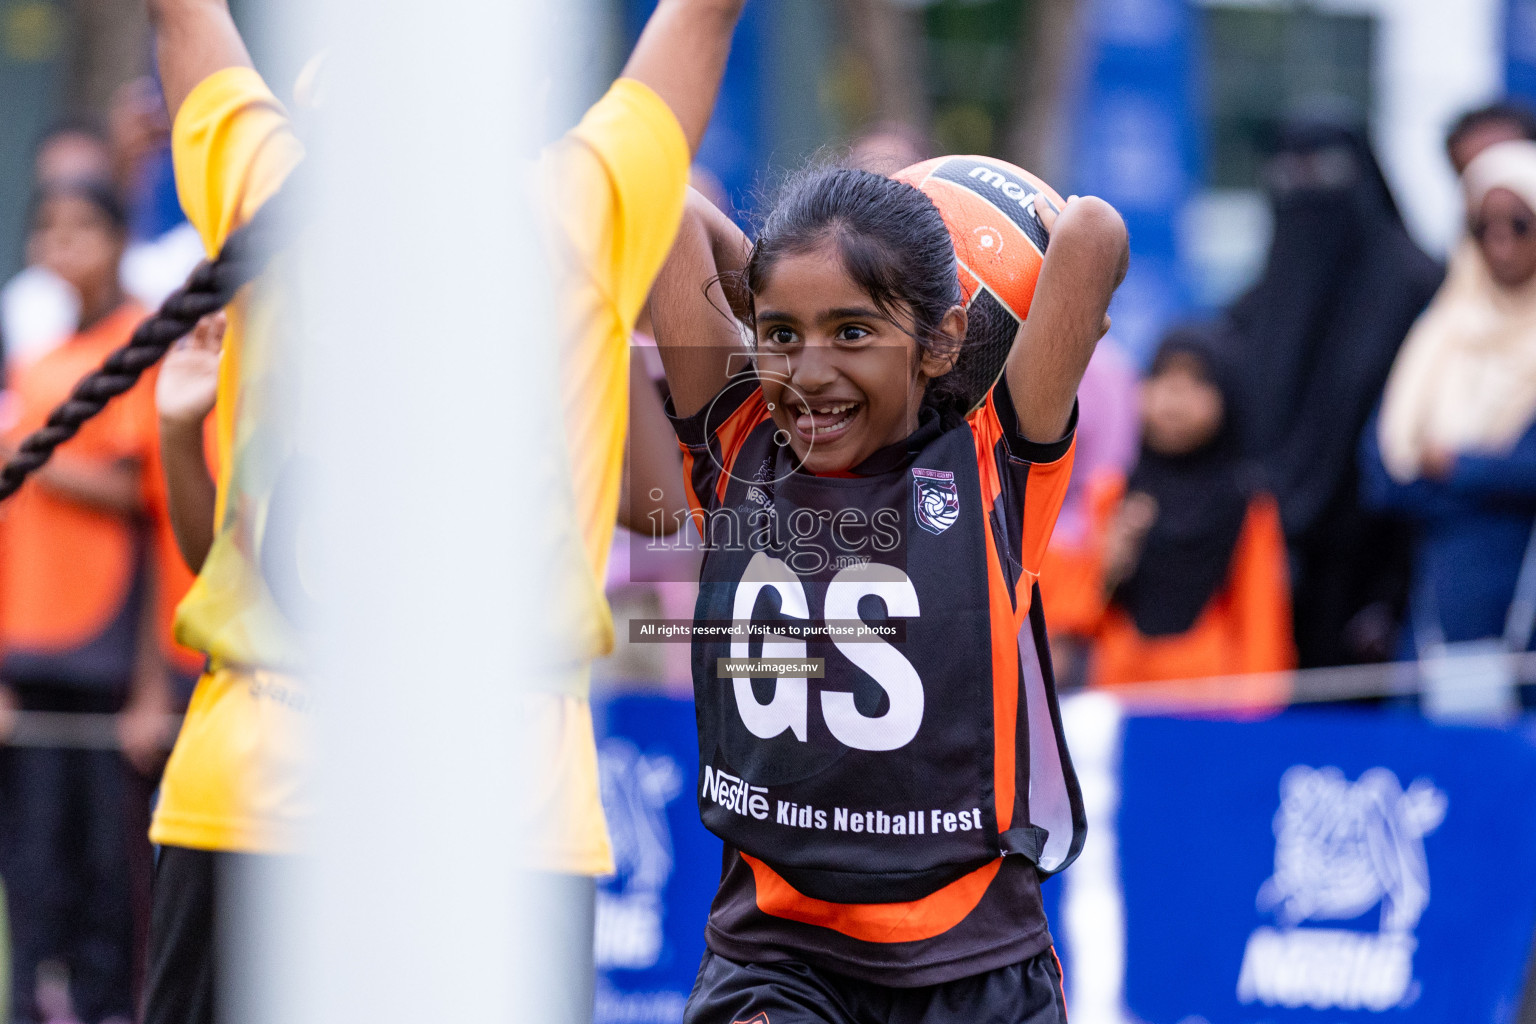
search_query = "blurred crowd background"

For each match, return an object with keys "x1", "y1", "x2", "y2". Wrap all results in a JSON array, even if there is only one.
[
  {"x1": 6, "y1": 0, "x2": 1536, "y2": 1023},
  {"x1": 593, "y1": 0, "x2": 1536, "y2": 705}
]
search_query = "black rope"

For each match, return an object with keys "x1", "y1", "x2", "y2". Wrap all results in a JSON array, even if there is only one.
[{"x1": 0, "y1": 189, "x2": 291, "y2": 503}]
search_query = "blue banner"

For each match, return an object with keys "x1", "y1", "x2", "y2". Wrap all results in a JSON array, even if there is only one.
[
  {"x1": 595, "y1": 694, "x2": 1536, "y2": 1023},
  {"x1": 1116, "y1": 711, "x2": 1536, "y2": 1023},
  {"x1": 593, "y1": 694, "x2": 721, "y2": 1024},
  {"x1": 623, "y1": 0, "x2": 767, "y2": 218},
  {"x1": 1066, "y1": 0, "x2": 1203, "y2": 364},
  {"x1": 1508, "y1": 0, "x2": 1536, "y2": 105}
]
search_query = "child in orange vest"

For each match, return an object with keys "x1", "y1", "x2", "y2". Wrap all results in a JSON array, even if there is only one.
[{"x1": 1087, "y1": 326, "x2": 1295, "y2": 693}]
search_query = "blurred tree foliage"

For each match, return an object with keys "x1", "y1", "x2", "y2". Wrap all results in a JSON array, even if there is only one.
[
  {"x1": 68, "y1": 0, "x2": 148, "y2": 113},
  {"x1": 1203, "y1": 6, "x2": 1373, "y2": 189},
  {"x1": 832, "y1": 0, "x2": 934, "y2": 139},
  {"x1": 825, "y1": 0, "x2": 1081, "y2": 182},
  {"x1": 925, "y1": 0, "x2": 1027, "y2": 158}
]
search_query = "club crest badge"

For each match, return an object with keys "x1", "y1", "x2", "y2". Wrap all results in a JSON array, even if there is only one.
[{"x1": 912, "y1": 467, "x2": 960, "y2": 535}]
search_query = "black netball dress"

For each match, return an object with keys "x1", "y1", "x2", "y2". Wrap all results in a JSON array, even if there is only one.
[{"x1": 669, "y1": 370, "x2": 1086, "y2": 987}]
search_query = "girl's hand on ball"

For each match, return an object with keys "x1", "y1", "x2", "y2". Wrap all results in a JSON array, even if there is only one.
[
  {"x1": 1034, "y1": 193, "x2": 1114, "y2": 339},
  {"x1": 157, "y1": 312, "x2": 226, "y2": 428},
  {"x1": 1033, "y1": 191, "x2": 1061, "y2": 232}
]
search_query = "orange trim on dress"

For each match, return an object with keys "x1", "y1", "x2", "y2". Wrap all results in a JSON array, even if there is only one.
[
  {"x1": 969, "y1": 395, "x2": 1022, "y2": 832},
  {"x1": 680, "y1": 443, "x2": 704, "y2": 522},
  {"x1": 712, "y1": 390, "x2": 769, "y2": 507},
  {"x1": 1053, "y1": 946, "x2": 1068, "y2": 1020},
  {"x1": 742, "y1": 852, "x2": 1002, "y2": 944},
  {"x1": 983, "y1": 514, "x2": 1021, "y2": 833}
]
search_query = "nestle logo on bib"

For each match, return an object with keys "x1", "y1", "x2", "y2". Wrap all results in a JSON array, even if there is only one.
[{"x1": 912, "y1": 468, "x2": 960, "y2": 535}]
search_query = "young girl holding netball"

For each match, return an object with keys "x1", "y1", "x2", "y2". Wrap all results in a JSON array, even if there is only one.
[{"x1": 647, "y1": 159, "x2": 1126, "y2": 1021}]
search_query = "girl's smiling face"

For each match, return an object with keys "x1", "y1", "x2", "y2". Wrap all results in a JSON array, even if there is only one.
[{"x1": 752, "y1": 239, "x2": 963, "y2": 475}]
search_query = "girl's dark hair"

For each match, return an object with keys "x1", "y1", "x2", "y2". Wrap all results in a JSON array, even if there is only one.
[
  {"x1": 738, "y1": 166, "x2": 973, "y2": 419},
  {"x1": 30, "y1": 178, "x2": 129, "y2": 234},
  {"x1": 0, "y1": 190, "x2": 291, "y2": 503}
]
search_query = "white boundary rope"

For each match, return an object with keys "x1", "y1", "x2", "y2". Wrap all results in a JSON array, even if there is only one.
[
  {"x1": 1103, "y1": 650, "x2": 1536, "y2": 714},
  {"x1": 1, "y1": 712, "x2": 183, "y2": 750},
  {"x1": 2, "y1": 653, "x2": 1532, "y2": 750}
]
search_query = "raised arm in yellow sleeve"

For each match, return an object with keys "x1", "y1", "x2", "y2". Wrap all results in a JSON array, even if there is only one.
[
  {"x1": 548, "y1": 79, "x2": 691, "y2": 328},
  {"x1": 171, "y1": 66, "x2": 304, "y2": 257}
]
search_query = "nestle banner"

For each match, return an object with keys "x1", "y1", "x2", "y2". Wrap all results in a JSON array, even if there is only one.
[
  {"x1": 1508, "y1": 0, "x2": 1536, "y2": 107},
  {"x1": 593, "y1": 694, "x2": 722, "y2": 1024},
  {"x1": 1067, "y1": 0, "x2": 1203, "y2": 363},
  {"x1": 593, "y1": 695, "x2": 1536, "y2": 1024},
  {"x1": 1116, "y1": 711, "x2": 1536, "y2": 1023},
  {"x1": 622, "y1": 0, "x2": 765, "y2": 217}
]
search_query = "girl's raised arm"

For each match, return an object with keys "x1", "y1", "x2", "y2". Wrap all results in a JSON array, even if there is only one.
[
  {"x1": 148, "y1": 0, "x2": 253, "y2": 121},
  {"x1": 1004, "y1": 195, "x2": 1129, "y2": 444},
  {"x1": 648, "y1": 187, "x2": 752, "y2": 417},
  {"x1": 622, "y1": 0, "x2": 748, "y2": 158},
  {"x1": 156, "y1": 312, "x2": 225, "y2": 571}
]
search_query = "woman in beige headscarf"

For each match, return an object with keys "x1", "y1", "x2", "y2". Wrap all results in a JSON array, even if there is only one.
[{"x1": 1365, "y1": 139, "x2": 1536, "y2": 658}]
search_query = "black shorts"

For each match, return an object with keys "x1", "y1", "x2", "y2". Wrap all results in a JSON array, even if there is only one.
[
  {"x1": 142, "y1": 845, "x2": 284, "y2": 1024},
  {"x1": 682, "y1": 947, "x2": 1067, "y2": 1024},
  {"x1": 142, "y1": 845, "x2": 220, "y2": 1024}
]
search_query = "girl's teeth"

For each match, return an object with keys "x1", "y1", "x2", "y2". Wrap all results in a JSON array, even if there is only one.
[
  {"x1": 802, "y1": 410, "x2": 854, "y2": 435},
  {"x1": 793, "y1": 403, "x2": 858, "y2": 437}
]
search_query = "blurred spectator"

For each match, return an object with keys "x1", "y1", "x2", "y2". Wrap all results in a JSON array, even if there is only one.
[
  {"x1": 3, "y1": 92, "x2": 200, "y2": 374},
  {"x1": 1365, "y1": 140, "x2": 1536, "y2": 665},
  {"x1": 846, "y1": 121, "x2": 932, "y2": 175},
  {"x1": 110, "y1": 77, "x2": 204, "y2": 309},
  {"x1": 1038, "y1": 334, "x2": 1140, "y2": 689},
  {"x1": 1, "y1": 266, "x2": 79, "y2": 375},
  {"x1": 1226, "y1": 116, "x2": 1441, "y2": 667},
  {"x1": 108, "y1": 77, "x2": 182, "y2": 243},
  {"x1": 1083, "y1": 326, "x2": 1295, "y2": 690},
  {"x1": 1, "y1": 123, "x2": 112, "y2": 369},
  {"x1": 0, "y1": 181, "x2": 167, "y2": 1024},
  {"x1": 33, "y1": 120, "x2": 114, "y2": 187},
  {"x1": 1446, "y1": 100, "x2": 1536, "y2": 176}
]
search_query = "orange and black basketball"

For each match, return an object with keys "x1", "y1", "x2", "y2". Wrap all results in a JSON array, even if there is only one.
[{"x1": 894, "y1": 155, "x2": 1065, "y2": 407}]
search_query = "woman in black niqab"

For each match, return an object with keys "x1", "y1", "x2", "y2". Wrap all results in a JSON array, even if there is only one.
[{"x1": 1226, "y1": 115, "x2": 1443, "y2": 667}]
